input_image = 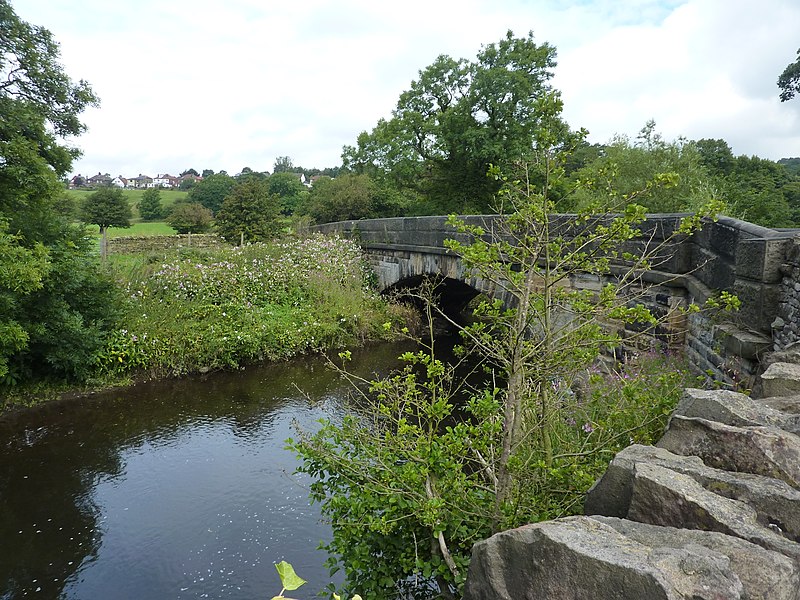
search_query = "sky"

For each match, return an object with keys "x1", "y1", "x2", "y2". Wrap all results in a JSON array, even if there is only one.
[{"x1": 11, "y1": 0, "x2": 800, "y2": 178}]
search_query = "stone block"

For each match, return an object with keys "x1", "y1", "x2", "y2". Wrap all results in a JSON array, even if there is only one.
[
  {"x1": 734, "y1": 237, "x2": 790, "y2": 284},
  {"x1": 708, "y1": 220, "x2": 742, "y2": 260},
  {"x1": 462, "y1": 516, "x2": 798, "y2": 600},
  {"x1": 627, "y1": 462, "x2": 800, "y2": 561},
  {"x1": 657, "y1": 416, "x2": 800, "y2": 488},
  {"x1": 715, "y1": 323, "x2": 771, "y2": 360},
  {"x1": 675, "y1": 388, "x2": 800, "y2": 433},
  {"x1": 761, "y1": 362, "x2": 800, "y2": 398}
]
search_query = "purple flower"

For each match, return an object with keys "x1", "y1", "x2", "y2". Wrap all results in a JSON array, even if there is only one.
[{"x1": 582, "y1": 422, "x2": 594, "y2": 434}]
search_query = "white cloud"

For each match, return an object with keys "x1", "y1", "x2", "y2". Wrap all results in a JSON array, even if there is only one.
[{"x1": 11, "y1": 0, "x2": 800, "y2": 178}]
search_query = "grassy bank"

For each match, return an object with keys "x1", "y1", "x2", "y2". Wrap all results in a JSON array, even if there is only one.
[
  {"x1": 95, "y1": 234, "x2": 409, "y2": 382},
  {"x1": 2, "y1": 233, "x2": 410, "y2": 409}
]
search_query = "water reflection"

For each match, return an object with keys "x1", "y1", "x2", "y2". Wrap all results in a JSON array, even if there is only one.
[{"x1": 0, "y1": 342, "x2": 410, "y2": 600}]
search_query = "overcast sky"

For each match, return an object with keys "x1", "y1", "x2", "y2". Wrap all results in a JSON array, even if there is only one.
[{"x1": 12, "y1": 0, "x2": 800, "y2": 178}]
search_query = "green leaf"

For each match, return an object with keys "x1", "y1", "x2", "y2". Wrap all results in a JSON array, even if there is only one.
[{"x1": 275, "y1": 560, "x2": 307, "y2": 591}]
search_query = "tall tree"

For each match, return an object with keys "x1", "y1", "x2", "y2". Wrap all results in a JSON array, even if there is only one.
[
  {"x1": 138, "y1": 188, "x2": 163, "y2": 221},
  {"x1": 778, "y1": 48, "x2": 800, "y2": 102},
  {"x1": 81, "y1": 187, "x2": 132, "y2": 259},
  {"x1": 568, "y1": 121, "x2": 714, "y2": 214},
  {"x1": 342, "y1": 31, "x2": 569, "y2": 214},
  {"x1": 187, "y1": 172, "x2": 235, "y2": 214},
  {"x1": 273, "y1": 155, "x2": 294, "y2": 173},
  {"x1": 215, "y1": 179, "x2": 281, "y2": 243},
  {"x1": 0, "y1": 0, "x2": 121, "y2": 385},
  {"x1": 268, "y1": 171, "x2": 308, "y2": 215}
]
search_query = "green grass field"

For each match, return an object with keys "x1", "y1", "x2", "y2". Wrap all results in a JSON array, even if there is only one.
[
  {"x1": 104, "y1": 221, "x2": 177, "y2": 237},
  {"x1": 67, "y1": 188, "x2": 189, "y2": 221}
]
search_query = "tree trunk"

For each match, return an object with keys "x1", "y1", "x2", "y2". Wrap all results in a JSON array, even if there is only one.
[{"x1": 100, "y1": 226, "x2": 107, "y2": 261}]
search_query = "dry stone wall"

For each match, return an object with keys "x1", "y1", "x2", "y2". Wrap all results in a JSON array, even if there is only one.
[{"x1": 107, "y1": 234, "x2": 224, "y2": 254}]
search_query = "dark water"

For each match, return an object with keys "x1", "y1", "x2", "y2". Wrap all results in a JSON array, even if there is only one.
[{"x1": 0, "y1": 343, "x2": 411, "y2": 600}]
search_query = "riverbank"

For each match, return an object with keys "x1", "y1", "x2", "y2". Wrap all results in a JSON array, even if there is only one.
[{"x1": 1, "y1": 234, "x2": 415, "y2": 413}]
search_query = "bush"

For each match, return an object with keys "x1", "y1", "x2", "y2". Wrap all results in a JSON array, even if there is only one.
[{"x1": 166, "y1": 202, "x2": 213, "y2": 233}]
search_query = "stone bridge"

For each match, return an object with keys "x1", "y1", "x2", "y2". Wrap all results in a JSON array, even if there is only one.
[
  {"x1": 313, "y1": 215, "x2": 800, "y2": 595},
  {"x1": 314, "y1": 214, "x2": 800, "y2": 389}
]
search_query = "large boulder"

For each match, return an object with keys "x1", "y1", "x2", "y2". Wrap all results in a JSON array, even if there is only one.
[
  {"x1": 585, "y1": 444, "x2": 800, "y2": 541},
  {"x1": 592, "y1": 517, "x2": 800, "y2": 600},
  {"x1": 674, "y1": 388, "x2": 800, "y2": 434},
  {"x1": 761, "y1": 362, "x2": 800, "y2": 397},
  {"x1": 760, "y1": 394, "x2": 800, "y2": 414},
  {"x1": 626, "y1": 462, "x2": 800, "y2": 560},
  {"x1": 657, "y1": 415, "x2": 800, "y2": 488},
  {"x1": 462, "y1": 516, "x2": 799, "y2": 600}
]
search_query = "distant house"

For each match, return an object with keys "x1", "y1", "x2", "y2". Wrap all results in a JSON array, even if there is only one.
[
  {"x1": 178, "y1": 173, "x2": 202, "y2": 188},
  {"x1": 111, "y1": 175, "x2": 128, "y2": 188},
  {"x1": 69, "y1": 174, "x2": 86, "y2": 188},
  {"x1": 87, "y1": 172, "x2": 113, "y2": 187},
  {"x1": 129, "y1": 174, "x2": 152, "y2": 189},
  {"x1": 153, "y1": 174, "x2": 179, "y2": 188}
]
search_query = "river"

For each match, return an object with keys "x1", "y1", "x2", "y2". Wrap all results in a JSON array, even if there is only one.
[{"x1": 0, "y1": 342, "x2": 412, "y2": 600}]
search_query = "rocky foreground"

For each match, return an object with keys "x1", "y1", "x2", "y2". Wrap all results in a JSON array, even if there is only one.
[{"x1": 462, "y1": 363, "x2": 800, "y2": 599}]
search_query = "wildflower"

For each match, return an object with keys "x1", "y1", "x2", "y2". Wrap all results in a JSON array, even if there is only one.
[{"x1": 582, "y1": 422, "x2": 594, "y2": 433}]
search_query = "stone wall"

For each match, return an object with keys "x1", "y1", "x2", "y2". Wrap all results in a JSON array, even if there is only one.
[
  {"x1": 107, "y1": 234, "x2": 224, "y2": 254},
  {"x1": 462, "y1": 364, "x2": 800, "y2": 599},
  {"x1": 774, "y1": 237, "x2": 800, "y2": 351}
]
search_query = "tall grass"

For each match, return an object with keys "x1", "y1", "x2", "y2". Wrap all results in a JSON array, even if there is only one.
[{"x1": 94, "y1": 235, "x2": 409, "y2": 380}]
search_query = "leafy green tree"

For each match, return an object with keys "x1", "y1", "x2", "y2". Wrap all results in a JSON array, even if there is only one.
[
  {"x1": 304, "y1": 173, "x2": 405, "y2": 222},
  {"x1": 695, "y1": 139, "x2": 796, "y2": 227},
  {"x1": 80, "y1": 187, "x2": 132, "y2": 259},
  {"x1": 722, "y1": 155, "x2": 793, "y2": 227},
  {"x1": 695, "y1": 138, "x2": 736, "y2": 177},
  {"x1": 166, "y1": 202, "x2": 213, "y2": 234},
  {"x1": 268, "y1": 171, "x2": 309, "y2": 215},
  {"x1": 180, "y1": 168, "x2": 199, "y2": 177},
  {"x1": 201, "y1": 168, "x2": 214, "y2": 178},
  {"x1": 568, "y1": 121, "x2": 714, "y2": 214},
  {"x1": 0, "y1": 0, "x2": 121, "y2": 386},
  {"x1": 0, "y1": 223, "x2": 49, "y2": 382},
  {"x1": 138, "y1": 188, "x2": 163, "y2": 221},
  {"x1": 187, "y1": 172, "x2": 235, "y2": 214},
  {"x1": 778, "y1": 157, "x2": 800, "y2": 176},
  {"x1": 293, "y1": 95, "x2": 732, "y2": 598},
  {"x1": 342, "y1": 31, "x2": 568, "y2": 214},
  {"x1": 216, "y1": 179, "x2": 281, "y2": 243},
  {"x1": 778, "y1": 48, "x2": 800, "y2": 101},
  {"x1": 273, "y1": 155, "x2": 294, "y2": 173}
]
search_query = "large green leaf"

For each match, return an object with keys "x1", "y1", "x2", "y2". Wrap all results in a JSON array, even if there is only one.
[{"x1": 275, "y1": 561, "x2": 307, "y2": 591}]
